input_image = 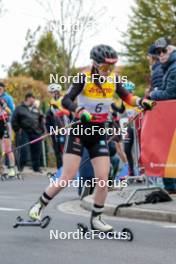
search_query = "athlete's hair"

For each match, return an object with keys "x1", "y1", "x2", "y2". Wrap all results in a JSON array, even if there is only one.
[
  {"x1": 0, "y1": 82, "x2": 5, "y2": 88},
  {"x1": 90, "y1": 66, "x2": 106, "y2": 97}
]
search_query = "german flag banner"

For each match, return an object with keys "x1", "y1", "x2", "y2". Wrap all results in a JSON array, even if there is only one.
[{"x1": 141, "y1": 100, "x2": 176, "y2": 178}]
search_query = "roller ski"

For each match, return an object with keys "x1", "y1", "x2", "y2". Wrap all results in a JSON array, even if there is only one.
[
  {"x1": 13, "y1": 201, "x2": 51, "y2": 229},
  {"x1": 77, "y1": 215, "x2": 133, "y2": 241},
  {"x1": 13, "y1": 215, "x2": 51, "y2": 229},
  {"x1": 1, "y1": 166, "x2": 23, "y2": 181},
  {"x1": 47, "y1": 171, "x2": 55, "y2": 179}
]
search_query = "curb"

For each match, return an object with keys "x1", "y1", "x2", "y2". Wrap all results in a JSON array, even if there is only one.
[{"x1": 82, "y1": 195, "x2": 176, "y2": 223}]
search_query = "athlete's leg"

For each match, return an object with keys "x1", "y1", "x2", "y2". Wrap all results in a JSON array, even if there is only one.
[
  {"x1": 29, "y1": 131, "x2": 84, "y2": 220},
  {"x1": 0, "y1": 134, "x2": 4, "y2": 174},
  {"x1": 2, "y1": 129, "x2": 16, "y2": 177},
  {"x1": 90, "y1": 156, "x2": 113, "y2": 231},
  {"x1": 45, "y1": 154, "x2": 81, "y2": 197},
  {"x1": 91, "y1": 156, "x2": 110, "y2": 205},
  {"x1": 124, "y1": 125, "x2": 134, "y2": 176},
  {"x1": 2, "y1": 138, "x2": 15, "y2": 166},
  {"x1": 52, "y1": 136, "x2": 62, "y2": 169},
  {"x1": 29, "y1": 154, "x2": 81, "y2": 220},
  {"x1": 115, "y1": 141, "x2": 127, "y2": 163}
]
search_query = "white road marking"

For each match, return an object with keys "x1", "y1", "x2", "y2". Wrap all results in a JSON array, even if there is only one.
[
  {"x1": 0, "y1": 195, "x2": 18, "y2": 199},
  {"x1": 0, "y1": 207, "x2": 24, "y2": 211},
  {"x1": 162, "y1": 225, "x2": 176, "y2": 229}
]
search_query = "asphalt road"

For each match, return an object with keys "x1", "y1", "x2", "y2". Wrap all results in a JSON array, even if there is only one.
[{"x1": 0, "y1": 174, "x2": 176, "y2": 264}]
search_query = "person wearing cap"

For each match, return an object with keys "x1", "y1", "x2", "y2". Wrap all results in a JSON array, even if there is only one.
[
  {"x1": 146, "y1": 44, "x2": 164, "y2": 94},
  {"x1": 149, "y1": 37, "x2": 176, "y2": 101},
  {"x1": 12, "y1": 92, "x2": 45, "y2": 173},
  {"x1": 0, "y1": 82, "x2": 16, "y2": 177},
  {"x1": 148, "y1": 37, "x2": 176, "y2": 194},
  {"x1": 46, "y1": 83, "x2": 70, "y2": 169}
]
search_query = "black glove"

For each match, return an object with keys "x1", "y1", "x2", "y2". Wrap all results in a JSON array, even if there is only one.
[
  {"x1": 111, "y1": 102, "x2": 125, "y2": 114},
  {"x1": 139, "y1": 98, "x2": 156, "y2": 110}
]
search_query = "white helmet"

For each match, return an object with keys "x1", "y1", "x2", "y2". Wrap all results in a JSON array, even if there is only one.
[{"x1": 48, "y1": 83, "x2": 62, "y2": 93}]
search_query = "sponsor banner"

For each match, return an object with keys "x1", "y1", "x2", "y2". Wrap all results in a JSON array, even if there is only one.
[{"x1": 141, "y1": 100, "x2": 176, "y2": 178}]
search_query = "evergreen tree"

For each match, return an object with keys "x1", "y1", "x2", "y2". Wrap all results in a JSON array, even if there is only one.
[{"x1": 122, "y1": 0, "x2": 176, "y2": 91}]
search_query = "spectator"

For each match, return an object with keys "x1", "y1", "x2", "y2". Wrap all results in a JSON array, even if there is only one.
[
  {"x1": 146, "y1": 45, "x2": 165, "y2": 186},
  {"x1": 121, "y1": 82, "x2": 137, "y2": 176},
  {"x1": 46, "y1": 83, "x2": 70, "y2": 169},
  {"x1": 150, "y1": 37, "x2": 176, "y2": 100},
  {"x1": 110, "y1": 102, "x2": 126, "y2": 159},
  {"x1": 0, "y1": 82, "x2": 16, "y2": 177},
  {"x1": 146, "y1": 44, "x2": 164, "y2": 93},
  {"x1": 12, "y1": 92, "x2": 45, "y2": 173},
  {"x1": 150, "y1": 37, "x2": 176, "y2": 193}
]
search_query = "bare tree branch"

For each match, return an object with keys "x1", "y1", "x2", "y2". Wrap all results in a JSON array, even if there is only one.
[
  {"x1": 0, "y1": 0, "x2": 7, "y2": 17},
  {"x1": 35, "y1": 0, "x2": 109, "y2": 76}
]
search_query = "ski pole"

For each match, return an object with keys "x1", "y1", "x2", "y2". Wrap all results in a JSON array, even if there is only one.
[{"x1": 3, "y1": 119, "x2": 81, "y2": 156}]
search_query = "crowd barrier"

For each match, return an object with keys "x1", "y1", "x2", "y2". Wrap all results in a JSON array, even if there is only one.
[{"x1": 141, "y1": 100, "x2": 176, "y2": 178}]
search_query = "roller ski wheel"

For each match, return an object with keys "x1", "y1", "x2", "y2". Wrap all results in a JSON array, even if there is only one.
[
  {"x1": 47, "y1": 172, "x2": 55, "y2": 179},
  {"x1": 13, "y1": 216, "x2": 23, "y2": 228},
  {"x1": 1, "y1": 172, "x2": 23, "y2": 181},
  {"x1": 1, "y1": 173, "x2": 8, "y2": 181},
  {"x1": 13, "y1": 215, "x2": 51, "y2": 229},
  {"x1": 121, "y1": 228, "x2": 134, "y2": 241},
  {"x1": 41, "y1": 216, "x2": 52, "y2": 228},
  {"x1": 77, "y1": 223, "x2": 89, "y2": 235},
  {"x1": 16, "y1": 172, "x2": 24, "y2": 180},
  {"x1": 77, "y1": 222, "x2": 134, "y2": 241}
]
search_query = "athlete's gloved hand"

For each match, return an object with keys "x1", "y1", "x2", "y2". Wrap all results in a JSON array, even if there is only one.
[
  {"x1": 76, "y1": 107, "x2": 92, "y2": 122},
  {"x1": 55, "y1": 109, "x2": 70, "y2": 117},
  {"x1": 139, "y1": 98, "x2": 156, "y2": 110}
]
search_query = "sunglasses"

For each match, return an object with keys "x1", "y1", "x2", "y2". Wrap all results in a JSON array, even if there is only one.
[
  {"x1": 95, "y1": 63, "x2": 115, "y2": 72},
  {"x1": 50, "y1": 91, "x2": 60, "y2": 94},
  {"x1": 156, "y1": 48, "x2": 167, "y2": 55}
]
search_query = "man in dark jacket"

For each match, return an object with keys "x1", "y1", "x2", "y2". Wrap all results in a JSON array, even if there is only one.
[
  {"x1": 12, "y1": 92, "x2": 44, "y2": 173},
  {"x1": 150, "y1": 38, "x2": 176, "y2": 100},
  {"x1": 147, "y1": 44, "x2": 164, "y2": 92}
]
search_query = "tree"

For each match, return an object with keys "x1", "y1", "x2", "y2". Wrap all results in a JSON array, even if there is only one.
[
  {"x1": 36, "y1": 0, "x2": 106, "y2": 76},
  {"x1": 122, "y1": 0, "x2": 176, "y2": 90},
  {"x1": 8, "y1": 62, "x2": 26, "y2": 77},
  {"x1": 3, "y1": 76, "x2": 48, "y2": 105},
  {"x1": 22, "y1": 29, "x2": 67, "y2": 83},
  {"x1": 8, "y1": 0, "x2": 115, "y2": 88},
  {"x1": 0, "y1": 0, "x2": 6, "y2": 17},
  {"x1": 8, "y1": 30, "x2": 73, "y2": 85}
]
